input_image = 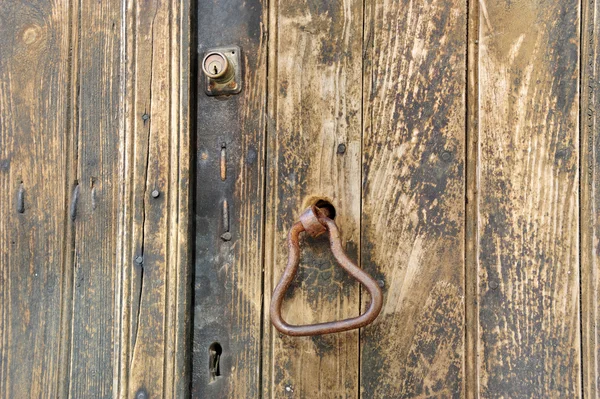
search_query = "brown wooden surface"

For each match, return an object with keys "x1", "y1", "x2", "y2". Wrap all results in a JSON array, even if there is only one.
[
  {"x1": 0, "y1": 1, "x2": 72, "y2": 397},
  {"x1": 465, "y1": 0, "x2": 480, "y2": 397},
  {"x1": 115, "y1": 0, "x2": 191, "y2": 397},
  {"x1": 65, "y1": 0, "x2": 122, "y2": 396},
  {"x1": 360, "y1": 0, "x2": 467, "y2": 396},
  {"x1": 0, "y1": 0, "x2": 593, "y2": 397},
  {"x1": 477, "y1": 0, "x2": 581, "y2": 396},
  {"x1": 262, "y1": 0, "x2": 363, "y2": 396},
  {"x1": 0, "y1": 1, "x2": 191, "y2": 398},
  {"x1": 582, "y1": 0, "x2": 600, "y2": 396}
]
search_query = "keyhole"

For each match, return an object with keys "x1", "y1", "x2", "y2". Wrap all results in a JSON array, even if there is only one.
[
  {"x1": 207, "y1": 61, "x2": 222, "y2": 75},
  {"x1": 209, "y1": 342, "x2": 222, "y2": 382}
]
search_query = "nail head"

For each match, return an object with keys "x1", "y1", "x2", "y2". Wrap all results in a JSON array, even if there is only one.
[{"x1": 221, "y1": 232, "x2": 232, "y2": 241}]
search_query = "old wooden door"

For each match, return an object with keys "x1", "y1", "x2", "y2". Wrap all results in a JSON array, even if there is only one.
[{"x1": 1, "y1": 0, "x2": 598, "y2": 397}]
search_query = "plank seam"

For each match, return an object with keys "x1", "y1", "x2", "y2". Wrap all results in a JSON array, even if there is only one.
[{"x1": 258, "y1": 0, "x2": 271, "y2": 396}]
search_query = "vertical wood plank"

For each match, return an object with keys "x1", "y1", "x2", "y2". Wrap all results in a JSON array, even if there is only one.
[
  {"x1": 477, "y1": 0, "x2": 581, "y2": 396},
  {"x1": 262, "y1": 0, "x2": 363, "y2": 397},
  {"x1": 116, "y1": 0, "x2": 192, "y2": 397},
  {"x1": 581, "y1": 0, "x2": 599, "y2": 395},
  {"x1": 65, "y1": 1, "x2": 121, "y2": 396},
  {"x1": 465, "y1": 0, "x2": 480, "y2": 396},
  {"x1": 360, "y1": 0, "x2": 467, "y2": 396},
  {"x1": 192, "y1": 0, "x2": 267, "y2": 397},
  {"x1": 0, "y1": 1, "x2": 72, "y2": 397}
]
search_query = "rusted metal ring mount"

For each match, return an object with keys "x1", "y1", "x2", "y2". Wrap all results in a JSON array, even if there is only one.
[{"x1": 270, "y1": 206, "x2": 383, "y2": 336}]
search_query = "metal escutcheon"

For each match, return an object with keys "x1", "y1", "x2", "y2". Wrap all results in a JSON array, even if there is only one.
[{"x1": 202, "y1": 46, "x2": 242, "y2": 96}]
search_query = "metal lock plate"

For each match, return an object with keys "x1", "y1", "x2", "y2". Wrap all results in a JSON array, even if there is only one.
[{"x1": 202, "y1": 46, "x2": 242, "y2": 96}]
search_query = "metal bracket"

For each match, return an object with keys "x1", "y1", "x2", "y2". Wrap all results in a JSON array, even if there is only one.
[{"x1": 202, "y1": 46, "x2": 242, "y2": 96}]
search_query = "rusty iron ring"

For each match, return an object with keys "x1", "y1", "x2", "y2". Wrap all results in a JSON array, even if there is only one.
[{"x1": 270, "y1": 206, "x2": 383, "y2": 336}]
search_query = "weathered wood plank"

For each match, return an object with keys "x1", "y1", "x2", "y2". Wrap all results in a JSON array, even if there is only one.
[
  {"x1": 192, "y1": 0, "x2": 267, "y2": 397},
  {"x1": 360, "y1": 0, "x2": 467, "y2": 396},
  {"x1": 0, "y1": 1, "x2": 72, "y2": 397},
  {"x1": 465, "y1": 0, "x2": 480, "y2": 397},
  {"x1": 65, "y1": 0, "x2": 121, "y2": 396},
  {"x1": 477, "y1": 0, "x2": 580, "y2": 396},
  {"x1": 115, "y1": 0, "x2": 192, "y2": 397},
  {"x1": 262, "y1": 0, "x2": 363, "y2": 396},
  {"x1": 581, "y1": 0, "x2": 600, "y2": 396}
]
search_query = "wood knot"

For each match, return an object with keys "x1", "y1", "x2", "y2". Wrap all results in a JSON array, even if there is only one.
[{"x1": 21, "y1": 25, "x2": 42, "y2": 45}]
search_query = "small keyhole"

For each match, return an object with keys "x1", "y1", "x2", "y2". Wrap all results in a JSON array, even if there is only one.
[
  {"x1": 209, "y1": 342, "x2": 222, "y2": 382},
  {"x1": 213, "y1": 65, "x2": 219, "y2": 74}
]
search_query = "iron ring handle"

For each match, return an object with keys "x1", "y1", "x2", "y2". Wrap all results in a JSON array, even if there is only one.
[{"x1": 270, "y1": 206, "x2": 383, "y2": 336}]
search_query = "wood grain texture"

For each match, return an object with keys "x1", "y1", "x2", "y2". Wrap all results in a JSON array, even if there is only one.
[
  {"x1": 477, "y1": 0, "x2": 580, "y2": 396},
  {"x1": 115, "y1": 0, "x2": 192, "y2": 397},
  {"x1": 192, "y1": 0, "x2": 267, "y2": 397},
  {"x1": 465, "y1": 0, "x2": 480, "y2": 397},
  {"x1": 360, "y1": 0, "x2": 466, "y2": 397},
  {"x1": 65, "y1": 0, "x2": 121, "y2": 396},
  {"x1": 0, "y1": 1, "x2": 191, "y2": 397},
  {"x1": 0, "y1": 1, "x2": 72, "y2": 397},
  {"x1": 262, "y1": 0, "x2": 363, "y2": 397},
  {"x1": 581, "y1": 0, "x2": 600, "y2": 396}
]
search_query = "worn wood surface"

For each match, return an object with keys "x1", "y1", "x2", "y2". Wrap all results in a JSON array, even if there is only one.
[
  {"x1": 360, "y1": 0, "x2": 466, "y2": 397},
  {"x1": 116, "y1": 0, "x2": 192, "y2": 397},
  {"x1": 0, "y1": 0, "x2": 592, "y2": 397},
  {"x1": 465, "y1": 0, "x2": 480, "y2": 397},
  {"x1": 581, "y1": 0, "x2": 600, "y2": 396},
  {"x1": 262, "y1": 0, "x2": 363, "y2": 397},
  {"x1": 0, "y1": 1, "x2": 72, "y2": 397},
  {"x1": 0, "y1": 1, "x2": 191, "y2": 398},
  {"x1": 65, "y1": 0, "x2": 122, "y2": 396},
  {"x1": 192, "y1": 0, "x2": 267, "y2": 397},
  {"x1": 477, "y1": 0, "x2": 581, "y2": 396}
]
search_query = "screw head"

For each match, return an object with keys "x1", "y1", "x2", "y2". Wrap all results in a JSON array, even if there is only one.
[
  {"x1": 489, "y1": 281, "x2": 499, "y2": 290},
  {"x1": 337, "y1": 143, "x2": 346, "y2": 154},
  {"x1": 142, "y1": 113, "x2": 149, "y2": 121},
  {"x1": 441, "y1": 151, "x2": 451, "y2": 161},
  {"x1": 135, "y1": 256, "x2": 143, "y2": 265},
  {"x1": 151, "y1": 189, "x2": 160, "y2": 198}
]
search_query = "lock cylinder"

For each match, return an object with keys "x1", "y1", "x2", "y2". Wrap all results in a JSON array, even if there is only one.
[{"x1": 202, "y1": 51, "x2": 235, "y2": 83}]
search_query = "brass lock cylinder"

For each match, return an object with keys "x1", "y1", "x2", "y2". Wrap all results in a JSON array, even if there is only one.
[{"x1": 202, "y1": 52, "x2": 235, "y2": 83}]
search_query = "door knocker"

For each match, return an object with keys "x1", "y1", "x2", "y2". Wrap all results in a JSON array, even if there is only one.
[{"x1": 270, "y1": 205, "x2": 383, "y2": 336}]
